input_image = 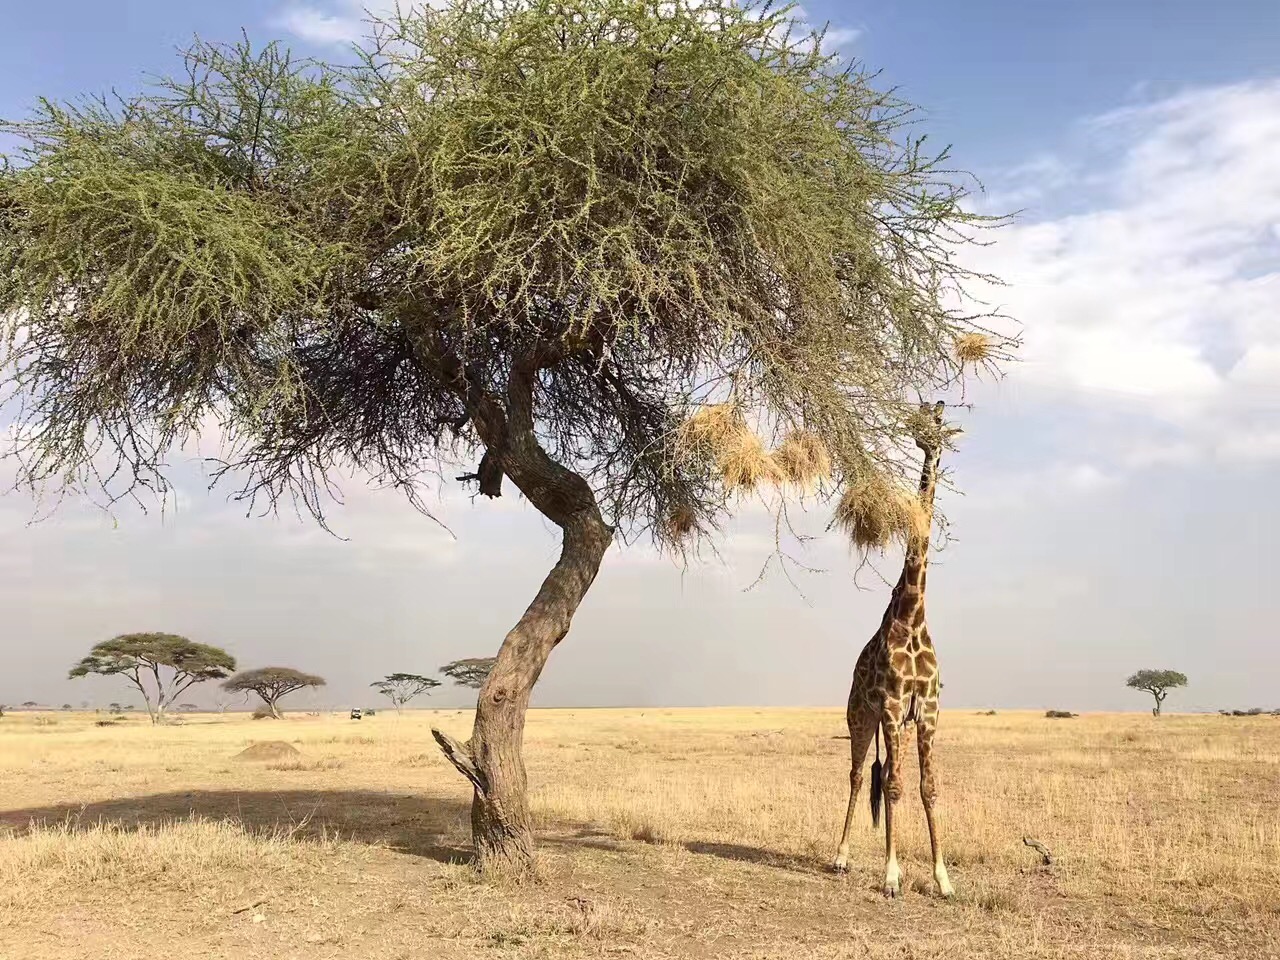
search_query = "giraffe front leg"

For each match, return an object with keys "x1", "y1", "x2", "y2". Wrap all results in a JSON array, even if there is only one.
[
  {"x1": 880, "y1": 716, "x2": 904, "y2": 897},
  {"x1": 917, "y1": 712, "x2": 954, "y2": 898}
]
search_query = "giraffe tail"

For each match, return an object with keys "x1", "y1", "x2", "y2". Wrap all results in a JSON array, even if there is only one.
[{"x1": 870, "y1": 725, "x2": 883, "y2": 828}]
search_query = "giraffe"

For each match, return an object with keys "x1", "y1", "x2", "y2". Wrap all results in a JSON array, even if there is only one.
[{"x1": 833, "y1": 399, "x2": 954, "y2": 898}]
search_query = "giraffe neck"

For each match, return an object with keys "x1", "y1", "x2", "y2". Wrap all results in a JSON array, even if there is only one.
[{"x1": 886, "y1": 445, "x2": 940, "y2": 631}]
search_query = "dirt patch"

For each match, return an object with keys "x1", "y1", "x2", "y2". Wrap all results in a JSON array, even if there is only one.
[{"x1": 232, "y1": 741, "x2": 301, "y2": 762}]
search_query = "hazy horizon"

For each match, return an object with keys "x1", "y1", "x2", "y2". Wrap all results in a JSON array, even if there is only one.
[{"x1": 4, "y1": 1, "x2": 1279, "y2": 717}]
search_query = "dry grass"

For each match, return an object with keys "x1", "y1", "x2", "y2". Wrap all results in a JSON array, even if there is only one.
[
  {"x1": 955, "y1": 332, "x2": 994, "y2": 364},
  {"x1": 832, "y1": 471, "x2": 931, "y2": 552},
  {"x1": 772, "y1": 429, "x2": 833, "y2": 489},
  {"x1": 664, "y1": 503, "x2": 698, "y2": 538},
  {"x1": 715, "y1": 429, "x2": 784, "y2": 493},
  {"x1": 678, "y1": 404, "x2": 785, "y2": 495},
  {"x1": 1, "y1": 708, "x2": 1277, "y2": 959}
]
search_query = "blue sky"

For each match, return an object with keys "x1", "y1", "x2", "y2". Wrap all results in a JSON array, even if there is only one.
[
  {"x1": 2, "y1": 1, "x2": 1279, "y2": 713},
  {"x1": 5, "y1": 0, "x2": 1278, "y2": 167}
]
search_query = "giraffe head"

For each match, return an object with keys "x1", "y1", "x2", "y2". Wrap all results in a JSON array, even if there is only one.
[{"x1": 912, "y1": 400, "x2": 947, "y2": 453}]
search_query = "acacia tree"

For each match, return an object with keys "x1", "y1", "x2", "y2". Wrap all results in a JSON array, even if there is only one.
[
  {"x1": 1126, "y1": 670, "x2": 1187, "y2": 717},
  {"x1": 0, "y1": 1, "x2": 1005, "y2": 872},
  {"x1": 440, "y1": 659, "x2": 497, "y2": 690},
  {"x1": 372, "y1": 673, "x2": 441, "y2": 714},
  {"x1": 68, "y1": 634, "x2": 236, "y2": 725},
  {"x1": 223, "y1": 667, "x2": 325, "y2": 719}
]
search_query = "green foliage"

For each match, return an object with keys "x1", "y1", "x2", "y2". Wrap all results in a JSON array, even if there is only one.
[
  {"x1": 223, "y1": 667, "x2": 326, "y2": 714},
  {"x1": 67, "y1": 632, "x2": 235, "y2": 723},
  {"x1": 1125, "y1": 670, "x2": 1188, "y2": 694},
  {"x1": 1, "y1": 0, "x2": 1007, "y2": 548},
  {"x1": 68, "y1": 632, "x2": 235, "y2": 679},
  {"x1": 441, "y1": 657, "x2": 497, "y2": 689},
  {"x1": 1126, "y1": 669, "x2": 1187, "y2": 715},
  {"x1": 371, "y1": 672, "x2": 442, "y2": 710}
]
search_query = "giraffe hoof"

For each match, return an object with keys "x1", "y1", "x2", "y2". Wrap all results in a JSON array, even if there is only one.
[
  {"x1": 882, "y1": 884, "x2": 899, "y2": 899},
  {"x1": 832, "y1": 858, "x2": 849, "y2": 874}
]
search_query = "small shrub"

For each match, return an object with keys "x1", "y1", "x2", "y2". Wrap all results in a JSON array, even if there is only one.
[
  {"x1": 265, "y1": 758, "x2": 344, "y2": 772},
  {"x1": 251, "y1": 707, "x2": 278, "y2": 720},
  {"x1": 1045, "y1": 710, "x2": 1077, "y2": 719},
  {"x1": 977, "y1": 710, "x2": 997, "y2": 716},
  {"x1": 631, "y1": 822, "x2": 665, "y2": 844}
]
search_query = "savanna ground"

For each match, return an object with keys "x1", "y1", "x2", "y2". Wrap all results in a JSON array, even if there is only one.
[{"x1": 1, "y1": 708, "x2": 1277, "y2": 960}]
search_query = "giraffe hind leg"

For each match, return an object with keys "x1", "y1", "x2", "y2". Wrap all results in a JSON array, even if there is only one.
[{"x1": 833, "y1": 707, "x2": 878, "y2": 873}]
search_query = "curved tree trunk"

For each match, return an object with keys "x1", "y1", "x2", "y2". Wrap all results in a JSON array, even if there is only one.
[
  {"x1": 435, "y1": 509, "x2": 611, "y2": 874},
  {"x1": 431, "y1": 350, "x2": 614, "y2": 876}
]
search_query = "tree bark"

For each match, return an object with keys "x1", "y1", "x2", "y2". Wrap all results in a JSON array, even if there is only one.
[
  {"x1": 435, "y1": 510, "x2": 611, "y2": 874},
  {"x1": 431, "y1": 349, "x2": 614, "y2": 876}
]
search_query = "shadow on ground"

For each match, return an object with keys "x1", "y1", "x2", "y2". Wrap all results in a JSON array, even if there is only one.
[
  {"x1": 0, "y1": 790, "x2": 474, "y2": 863},
  {"x1": 1, "y1": 791, "x2": 833, "y2": 876},
  {"x1": 559, "y1": 827, "x2": 826, "y2": 876}
]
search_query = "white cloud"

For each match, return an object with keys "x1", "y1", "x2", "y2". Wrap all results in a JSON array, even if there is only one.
[
  {"x1": 820, "y1": 25, "x2": 862, "y2": 48},
  {"x1": 275, "y1": 6, "x2": 365, "y2": 45},
  {"x1": 972, "y1": 79, "x2": 1280, "y2": 466}
]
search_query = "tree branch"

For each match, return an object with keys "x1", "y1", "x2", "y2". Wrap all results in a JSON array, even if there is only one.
[{"x1": 432, "y1": 729, "x2": 486, "y2": 792}]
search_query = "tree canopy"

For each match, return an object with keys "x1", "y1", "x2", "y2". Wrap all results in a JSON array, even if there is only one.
[
  {"x1": 68, "y1": 633, "x2": 235, "y2": 724},
  {"x1": 441, "y1": 658, "x2": 497, "y2": 690},
  {"x1": 0, "y1": 0, "x2": 999, "y2": 538},
  {"x1": 371, "y1": 672, "x2": 441, "y2": 713},
  {"x1": 1126, "y1": 669, "x2": 1187, "y2": 716},
  {"x1": 223, "y1": 666, "x2": 325, "y2": 718}
]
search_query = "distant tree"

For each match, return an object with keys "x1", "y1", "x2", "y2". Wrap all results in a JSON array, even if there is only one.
[
  {"x1": 0, "y1": 704, "x2": 5, "y2": 717},
  {"x1": 222, "y1": 667, "x2": 325, "y2": 719},
  {"x1": 61, "y1": 703, "x2": 72, "y2": 711},
  {"x1": 22, "y1": 701, "x2": 37, "y2": 708},
  {"x1": 68, "y1": 633, "x2": 236, "y2": 725},
  {"x1": 440, "y1": 659, "x2": 497, "y2": 690},
  {"x1": 176, "y1": 703, "x2": 199, "y2": 712},
  {"x1": 1126, "y1": 669, "x2": 1188, "y2": 717},
  {"x1": 371, "y1": 673, "x2": 441, "y2": 715},
  {"x1": 108, "y1": 702, "x2": 123, "y2": 714},
  {"x1": 79, "y1": 700, "x2": 89, "y2": 710}
]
